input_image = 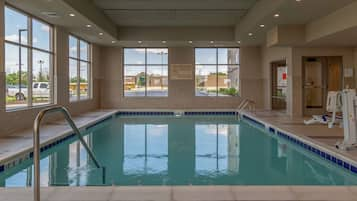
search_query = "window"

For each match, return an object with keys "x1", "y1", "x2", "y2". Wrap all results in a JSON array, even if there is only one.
[
  {"x1": 4, "y1": 6, "x2": 54, "y2": 110},
  {"x1": 195, "y1": 48, "x2": 240, "y2": 96},
  {"x1": 69, "y1": 35, "x2": 91, "y2": 101},
  {"x1": 124, "y1": 48, "x2": 168, "y2": 97}
]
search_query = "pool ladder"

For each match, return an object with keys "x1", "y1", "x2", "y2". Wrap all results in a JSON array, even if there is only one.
[
  {"x1": 33, "y1": 106, "x2": 105, "y2": 201},
  {"x1": 236, "y1": 99, "x2": 256, "y2": 119}
]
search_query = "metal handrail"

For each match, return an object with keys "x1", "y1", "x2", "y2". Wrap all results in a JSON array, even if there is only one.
[
  {"x1": 33, "y1": 106, "x2": 103, "y2": 201},
  {"x1": 236, "y1": 99, "x2": 256, "y2": 118}
]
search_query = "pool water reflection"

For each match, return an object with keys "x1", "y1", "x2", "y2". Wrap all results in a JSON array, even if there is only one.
[{"x1": 1, "y1": 116, "x2": 357, "y2": 186}]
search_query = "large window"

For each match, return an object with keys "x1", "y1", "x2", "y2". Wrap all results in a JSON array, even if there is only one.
[
  {"x1": 5, "y1": 6, "x2": 53, "y2": 110},
  {"x1": 69, "y1": 35, "x2": 91, "y2": 101},
  {"x1": 195, "y1": 48, "x2": 240, "y2": 96},
  {"x1": 124, "y1": 48, "x2": 168, "y2": 97}
]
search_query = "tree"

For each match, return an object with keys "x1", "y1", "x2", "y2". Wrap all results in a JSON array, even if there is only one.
[
  {"x1": 70, "y1": 76, "x2": 87, "y2": 83},
  {"x1": 6, "y1": 72, "x2": 28, "y2": 86}
]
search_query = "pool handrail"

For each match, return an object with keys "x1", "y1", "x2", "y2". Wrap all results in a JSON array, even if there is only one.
[{"x1": 33, "y1": 106, "x2": 103, "y2": 201}]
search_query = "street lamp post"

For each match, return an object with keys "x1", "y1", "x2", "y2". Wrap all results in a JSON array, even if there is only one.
[
  {"x1": 18, "y1": 29, "x2": 27, "y2": 100},
  {"x1": 38, "y1": 60, "x2": 45, "y2": 81}
]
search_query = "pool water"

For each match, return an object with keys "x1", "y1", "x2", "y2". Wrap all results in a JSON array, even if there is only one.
[{"x1": 1, "y1": 115, "x2": 357, "y2": 187}]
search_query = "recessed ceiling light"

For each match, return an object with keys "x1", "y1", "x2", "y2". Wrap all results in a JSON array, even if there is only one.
[
  {"x1": 274, "y1": 13, "x2": 280, "y2": 18},
  {"x1": 296, "y1": 0, "x2": 301, "y2": 2},
  {"x1": 259, "y1": 24, "x2": 265, "y2": 28},
  {"x1": 99, "y1": 32, "x2": 103, "y2": 36},
  {"x1": 237, "y1": 41, "x2": 241, "y2": 44},
  {"x1": 162, "y1": 40, "x2": 167, "y2": 44},
  {"x1": 111, "y1": 41, "x2": 116, "y2": 44},
  {"x1": 138, "y1": 41, "x2": 142, "y2": 44},
  {"x1": 86, "y1": 24, "x2": 92, "y2": 28},
  {"x1": 188, "y1": 41, "x2": 193, "y2": 44},
  {"x1": 210, "y1": 41, "x2": 214, "y2": 44},
  {"x1": 248, "y1": 33, "x2": 253, "y2": 36},
  {"x1": 69, "y1": 13, "x2": 75, "y2": 17}
]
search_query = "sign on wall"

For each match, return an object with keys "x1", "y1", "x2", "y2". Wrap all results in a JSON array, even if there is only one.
[{"x1": 170, "y1": 64, "x2": 193, "y2": 80}]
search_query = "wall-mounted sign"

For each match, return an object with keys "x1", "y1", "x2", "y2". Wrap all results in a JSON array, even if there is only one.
[{"x1": 170, "y1": 64, "x2": 193, "y2": 80}]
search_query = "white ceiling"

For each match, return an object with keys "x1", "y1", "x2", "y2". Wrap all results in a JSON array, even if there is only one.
[{"x1": 94, "y1": 0, "x2": 257, "y2": 27}]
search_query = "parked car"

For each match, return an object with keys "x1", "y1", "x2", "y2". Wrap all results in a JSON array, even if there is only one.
[{"x1": 7, "y1": 82, "x2": 50, "y2": 100}]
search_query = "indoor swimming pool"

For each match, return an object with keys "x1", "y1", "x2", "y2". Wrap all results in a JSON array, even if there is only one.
[{"x1": 1, "y1": 114, "x2": 357, "y2": 187}]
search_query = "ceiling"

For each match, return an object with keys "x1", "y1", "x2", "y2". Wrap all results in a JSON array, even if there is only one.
[
  {"x1": 94, "y1": 0, "x2": 257, "y2": 27},
  {"x1": 5, "y1": 0, "x2": 357, "y2": 47}
]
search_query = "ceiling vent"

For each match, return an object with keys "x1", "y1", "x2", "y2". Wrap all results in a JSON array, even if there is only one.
[{"x1": 41, "y1": 11, "x2": 60, "y2": 18}]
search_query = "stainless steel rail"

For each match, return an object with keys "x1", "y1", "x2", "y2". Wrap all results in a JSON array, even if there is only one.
[{"x1": 33, "y1": 106, "x2": 103, "y2": 201}]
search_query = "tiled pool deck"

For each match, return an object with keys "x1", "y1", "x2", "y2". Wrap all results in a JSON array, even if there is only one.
[
  {"x1": 1, "y1": 109, "x2": 357, "y2": 201},
  {"x1": 1, "y1": 186, "x2": 357, "y2": 201}
]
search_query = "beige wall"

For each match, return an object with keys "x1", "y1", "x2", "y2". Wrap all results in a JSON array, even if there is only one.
[
  {"x1": 0, "y1": 17, "x2": 101, "y2": 135},
  {"x1": 100, "y1": 46, "x2": 263, "y2": 110}
]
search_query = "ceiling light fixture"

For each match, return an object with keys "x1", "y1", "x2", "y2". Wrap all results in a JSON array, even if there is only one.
[
  {"x1": 248, "y1": 33, "x2": 253, "y2": 36},
  {"x1": 210, "y1": 41, "x2": 214, "y2": 44},
  {"x1": 274, "y1": 13, "x2": 280, "y2": 18},
  {"x1": 69, "y1": 13, "x2": 75, "y2": 17},
  {"x1": 111, "y1": 41, "x2": 116, "y2": 44},
  {"x1": 259, "y1": 24, "x2": 265, "y2": 28},
  {"x1": 162, "y1": 40, "x2": 167, "y2": 44},
  {"x1": 86, "y1": 24, "x2": 92, "y2": 28},
  {"x1": 188, "y1": 41, "x2": 193, "y2": 44},
  {"x1": 237, "y1": 41, "x2": 241, "y2": 44},
  {"x1": 99, "y1": 32, "x2": 103, "y2": 36},
  {"x1": 138, "y1": 41, "x2": 142, "y2": 44}
]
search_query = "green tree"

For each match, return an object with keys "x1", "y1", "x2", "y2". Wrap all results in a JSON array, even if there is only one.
[
  {"x1": 70, "y1": 77, "x2": 87, "y2": 83},
  {"x1": 6, "y1": 72, "x2": 28, "y2": 86}
]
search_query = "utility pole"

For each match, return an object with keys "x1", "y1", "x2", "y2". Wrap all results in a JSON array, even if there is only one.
[{"x1": 18, "y1": 29, "x2": 27, "y2": 100}]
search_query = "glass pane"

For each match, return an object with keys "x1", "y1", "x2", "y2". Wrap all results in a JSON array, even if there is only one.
[
  {"x1": 124, "y1": 48, "x2": 145, "y2": 65},
  {"x1": 195, "y1": 48, "x2": 216, "y2": 65},
  {"x1": 124, "y1": 65, "x2": 146, "y2": 97},
  {"x1": 147, "y1": 65, "x2": 168, "y2": 97},
  {"x1": 195, "y1": 65, "x2": 217, "y2": 96},
  {"x1": 195, "y1": 124, "x2": 217, "y2": 173},
  {"x1": 32, "y1": 50, "x2": 52, "y2": 105},
  {"x1": 218, "y1": 48, "x2": 239, "y2": 65},
  {"x1": 80, "y1": 62, "x2": 89, "y2": 99},
  {"x1": 147, "y1": 124, "x2": 168, "y2": 173},
  {"x1": 69, "y1": 36, "x2": 78, "y2": 58},
  {"x1": 217, "y1": 65, "x2": 239, "y2": 96},
  {"x1": 69, "y1": 59, "x2": 78, "y2": 101},
  {"x1": 80, "y1": 40, "x2": 89, "y2": 61},
  {"x1": 5, "y1": 43, "x2": 29, "y2": 109},
  {"x1": 147, "y1": 48, "x2": 168, "y2": 65},
  {"x1": 32, "y1": 19, "x2": 51, "y2": 51},
  {"x1": 5, "y1": 7, "x2": 28, "y2": 45},
  {"x1": 217, "y1": 125, "x2": 228, "y2": 172}
]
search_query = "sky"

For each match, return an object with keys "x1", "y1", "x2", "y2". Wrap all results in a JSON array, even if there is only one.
[{"x1": 5, "y1": 6, "x2": 89, "y2": 83}]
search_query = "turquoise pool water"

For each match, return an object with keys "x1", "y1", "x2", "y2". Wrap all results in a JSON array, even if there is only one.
[{"x1": 1, "y1": 115, "x2": 357, "y2": 186}]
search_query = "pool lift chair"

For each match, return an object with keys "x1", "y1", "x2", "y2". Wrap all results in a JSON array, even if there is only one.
[
  {"x1": 335, "y1": 89, "x2": 357, "y2": 150},
  {"x1": 304, "y1": 91, "x2": 343, "y2": 128}
]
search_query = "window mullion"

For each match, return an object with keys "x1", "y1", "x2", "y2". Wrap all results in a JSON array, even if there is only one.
[
  {"x1": 28, "y1": 17, "x2": 33, "y2": 107},
  {"x1": 77, "y1": 40, "x2": 80, "y2": 101},
  {"x1": 145, "y1": 48, "x2": 147, "y2": 97}
]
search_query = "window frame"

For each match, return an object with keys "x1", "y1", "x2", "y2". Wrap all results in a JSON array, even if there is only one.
[
  {"x1": 4, "y1": 4, "x2": 55, "y2": 111},
  {"x1": 122, "y1": 47, "x2": 169, "y2": 97},
  {"x1": 194, "y1": 47, "x2": 240, "y2": 97},
  {"x1": 68, "y1": 34, "x2": 92, "y2": 102}
]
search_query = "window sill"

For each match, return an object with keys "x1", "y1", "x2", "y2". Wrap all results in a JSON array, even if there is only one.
[{"x1": 5, "y1": 103, "x2": 55, "y2": 113}]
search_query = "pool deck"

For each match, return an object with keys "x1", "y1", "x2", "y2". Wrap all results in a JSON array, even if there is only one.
[
  {"x1": 1, "y1": 186, "x2": 357, "y2": 201},
  {"x1": 243, "y1": 110, "x2": 357, "y2": 161}
]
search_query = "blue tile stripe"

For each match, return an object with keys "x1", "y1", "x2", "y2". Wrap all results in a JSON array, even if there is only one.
[
  {"x1": 241, "y1": 113, "x2": 357, "y2": 176},
  {"x1": 242, "y1": 115, "x2": 265, "y2": 129},
  {"x1": 184, "y1": 111, "x2": 235, "y2": 115},
  {"x1": 116, "y1": 111, "x2": 174, "y2": 116},
  {"x1": 86, "y1": 116, "x2": 113, "y2": 130}
]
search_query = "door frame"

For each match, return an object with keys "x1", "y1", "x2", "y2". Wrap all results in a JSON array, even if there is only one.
[{"x1": 271, "y1": 60, "x2": 287, "y2": 111}]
